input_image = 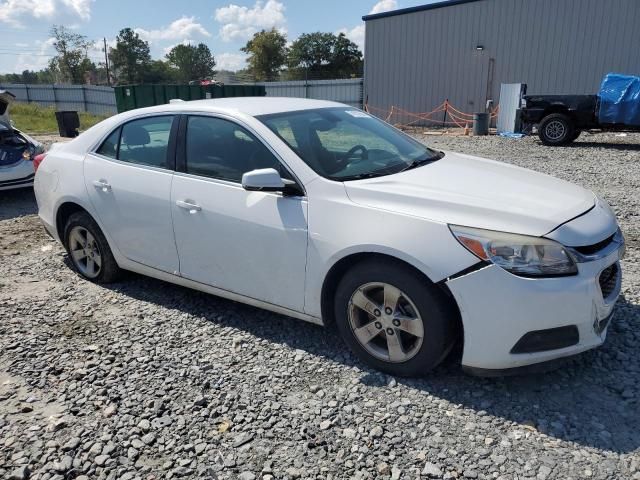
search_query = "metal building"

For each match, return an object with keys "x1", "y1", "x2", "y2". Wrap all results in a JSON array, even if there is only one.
[{"x1": 363, "y1": 0, "x2": 640, "y2": 118}]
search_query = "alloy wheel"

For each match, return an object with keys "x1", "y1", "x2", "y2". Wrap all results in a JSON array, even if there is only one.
[
  {"x1": 545, "y1": 120, "x2": 566, "y2": 141},
  {"x1": 348, "y1": 282, "x2": 424, "y2": 363},
  {"x1": 68, "y1": 226, "x2": 102, "y2": 279}
]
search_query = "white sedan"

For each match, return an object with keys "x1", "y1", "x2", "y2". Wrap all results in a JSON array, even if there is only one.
[{"x1": 34, "y1": 98, "x2": 624, "y2": 376}]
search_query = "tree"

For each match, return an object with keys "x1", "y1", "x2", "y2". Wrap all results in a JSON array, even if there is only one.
[
  {"x1": 287, "y1": 32, "x2": 362, "y2": 79},
  {"x1": 109, "y1": 28, "x2": 151, "y2": 84},
  {"x1": 142, "y1": 60, "x2": 179, "y2": 84},
  {"x1": 241, "y1": 28, "x2": 287, "y2": 81},
  {"x1": 49, "y1": 25, "x2": 94, "y2": 83},
  {"x1": 331, "y1": 33, "x2": 363, "y2": 77},
  {"x1": 166, "y1": 43, "x2": 216, "y2": 83},
  {"x1": 288, "y1": 32, "x2": 333, "y2": 75}
]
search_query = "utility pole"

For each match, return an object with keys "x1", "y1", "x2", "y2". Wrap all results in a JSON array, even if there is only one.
[{"x1": 103, "y1": 37, "x2": 111, "y2": 87}]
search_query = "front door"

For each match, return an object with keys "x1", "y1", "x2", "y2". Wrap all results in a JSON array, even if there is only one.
[
  {"x1": 84, "y1": 115, "x2": 179, "y2": 273},
  {"x1": 171, "y1": 115, "x2": 308, "y2": 312}
]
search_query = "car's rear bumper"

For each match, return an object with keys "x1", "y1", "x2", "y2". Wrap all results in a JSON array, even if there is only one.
[
  {"x1": 446, "y1": 240, "x2": 623, "y2": 374},
  {"x1": 0, "y1": 159, "x2": 35, "y2": 191}
]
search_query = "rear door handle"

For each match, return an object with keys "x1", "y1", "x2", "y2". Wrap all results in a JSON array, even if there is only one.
[
  {"x1": 176, "y1": 200, "x2": 202, "y2": 214},
  {"x1": 92, "y1": 180, "x2": 111, "y2": 192}
]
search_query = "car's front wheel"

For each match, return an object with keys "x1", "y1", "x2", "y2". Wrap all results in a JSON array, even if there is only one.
[
  {"x1": 334, "y1": 259, "x2": 456, "y2": 377},
  {"x1": 64, "y1": 212, "x2": 121, "y2": 283}
]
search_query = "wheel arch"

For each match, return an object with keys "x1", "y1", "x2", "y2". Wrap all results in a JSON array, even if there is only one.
[
  {"x1": 542, "y1": 105, "x2": 575, "y2": 121},
  {"x1": 320, "y1": 252, "x2": 463, "y2": 336},
  {"x1": 55, "y1": 201, "x2": 92, "y2": 245}
]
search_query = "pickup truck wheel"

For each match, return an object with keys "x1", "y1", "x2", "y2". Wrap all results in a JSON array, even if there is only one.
[
  {"x1": 539, "y1": 113, "x2": 575, "y2": 146},
  {"x1": 334, "y1": 259, "x2": 456, "y2": 377}
]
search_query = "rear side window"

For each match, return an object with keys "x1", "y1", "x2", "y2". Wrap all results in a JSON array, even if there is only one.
[
  {"x1": 96, "y1": 116, "x2": 174, "y2": 169},
  {"x1": 96, "y1": 128, "x2": 120, "y2": 159}
]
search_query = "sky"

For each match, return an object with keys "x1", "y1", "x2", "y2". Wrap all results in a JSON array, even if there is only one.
[{"x1": 0, "y1": 0, "x2": 434, "y2": 75}]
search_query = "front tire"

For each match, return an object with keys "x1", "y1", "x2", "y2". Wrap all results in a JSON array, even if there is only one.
[
  {"x1": 538, "y1": 113, "x2": 575, "y2": 146},
  {"x1": 64, "y1": 212, "x2": 121, "y2": 283},
  {"x1": 334, "y1": 259, "x2": 456, "y2": 377}
]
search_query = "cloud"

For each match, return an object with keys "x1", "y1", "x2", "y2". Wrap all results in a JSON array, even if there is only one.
[
  {"x1": 336, "y1": 0, "x2": 397, "y2": 53},
  {"x1": 214, "y1": 0, "x2": 286, "y2": 42},
  {"x1": 369, "y1": 0, "x2": 397, "y2": 14},
  {"x1": 61, "y1": 0, "x2": 92, "y2": 20},
  {"x1": 0, "y1": 0, "x2": 92, "y2": 27},
  {"x1": 135, "y1": 16, "x2": 211, "y2": 43},
  {"x1": 215, "y1": 52, "x2": 247, "y2": 71},
  {"x1": 12, "y1": 37, "x2": 56, "y2": 72}
]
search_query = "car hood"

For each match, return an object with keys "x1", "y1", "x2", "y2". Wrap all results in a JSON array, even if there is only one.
[
  {"x1": 344, "y1": 151, "x2": 595, "y2": 237},
  {"x1": 0, "y1": 90, "x2": 16, "y2": 130}
]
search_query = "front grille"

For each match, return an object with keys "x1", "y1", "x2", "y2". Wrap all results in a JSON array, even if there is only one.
[
  {"x1": 572, "y1": 234, "x2": 615, "y2": 255},
  {"x1": 599, "y1": 263, "x2": 619, "y2": 299}
]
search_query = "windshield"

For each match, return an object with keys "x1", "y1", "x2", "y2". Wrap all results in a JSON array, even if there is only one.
[{"x1": 257, "y1": 107, "x2": 442, "y2": 181}]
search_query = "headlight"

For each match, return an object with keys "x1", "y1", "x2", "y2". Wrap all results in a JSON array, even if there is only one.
[{"x1": 449, "y1": 225, "x2": 578, "y2": 277}]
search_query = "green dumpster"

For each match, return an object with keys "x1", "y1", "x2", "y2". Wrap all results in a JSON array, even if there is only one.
[{"x1": 114, "y1": 84, "x2": 267, "y2": 113}]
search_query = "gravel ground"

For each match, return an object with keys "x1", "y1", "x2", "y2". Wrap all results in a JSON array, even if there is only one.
[{"x1": 0, "y1": 132, "x2": 638, "y2": 480}]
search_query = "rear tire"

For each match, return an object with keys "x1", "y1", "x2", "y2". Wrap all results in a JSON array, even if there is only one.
[
  {"x1": 538, "y1": 113, "x2": 575, "y2": 146},
  {"x1": 334, "y1": 259, "x2": 457, "y2": 377},
  {"x1": 64, "y1": 212, "x2": 121, "y2": 283}
]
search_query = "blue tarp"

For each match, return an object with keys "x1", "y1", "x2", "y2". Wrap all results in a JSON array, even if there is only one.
[{"x1": 598, "y1": 73, "x2": 640, "y2": 126}]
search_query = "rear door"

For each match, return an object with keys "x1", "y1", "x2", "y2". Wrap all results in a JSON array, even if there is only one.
[{"x1": 84, "y1": 114, "x2": 180, "y2": 274}]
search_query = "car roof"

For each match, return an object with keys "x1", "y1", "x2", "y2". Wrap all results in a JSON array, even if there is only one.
[{"x1": 127, "y1": 97, "x2": 348, "y2": 118}]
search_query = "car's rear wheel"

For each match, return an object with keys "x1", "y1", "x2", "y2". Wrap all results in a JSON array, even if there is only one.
[
  {"x1": 64, "y1": 212, "x2": 121, "y2": 283},
  {"x1": 334, "y1": 259, "x2": 456, "y2": 377},
  {"x1": 538, "y1": 113, "x2": 575, "y2": 146}
]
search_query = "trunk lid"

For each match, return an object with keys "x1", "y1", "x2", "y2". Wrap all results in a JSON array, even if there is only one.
[{"x1": 0, "y1": 90, "x2": 15, "y2": 130}]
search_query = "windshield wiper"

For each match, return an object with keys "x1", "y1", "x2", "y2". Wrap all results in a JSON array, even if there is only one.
[{"x1": 399, "y1": 151, "x2": 444, "y2": 172}]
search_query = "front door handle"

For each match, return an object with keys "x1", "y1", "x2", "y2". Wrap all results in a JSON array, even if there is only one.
[
  {"x1": 176, "y1": 200, "x2": 202, "y2": 214},
  {"x1": 93, "y1": 180, "x2": 111, "y2": 192}
]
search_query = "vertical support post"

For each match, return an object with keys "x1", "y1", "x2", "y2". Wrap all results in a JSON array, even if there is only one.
[
  {"x1": 25, "y1": 84, "x2": 30, "y2": 104},
  {"x1": 52, "y1": 84, "x2": 58, "y2": 110},
  {"x1": 442, "y1": 98, "x2": 449, "y2": 127},
  {"x1": 81, "y1": 85, "x2": 88, "y2": 113}
]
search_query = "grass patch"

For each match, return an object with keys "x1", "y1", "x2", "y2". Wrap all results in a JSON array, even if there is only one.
[{"x1": 9, "y1": 102, "x2": 110, "y2": 134}]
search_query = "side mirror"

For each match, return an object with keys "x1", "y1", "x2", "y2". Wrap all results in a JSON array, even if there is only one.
[{"x1": 242, "y1": 168, "x2": 286, "y2": 192}]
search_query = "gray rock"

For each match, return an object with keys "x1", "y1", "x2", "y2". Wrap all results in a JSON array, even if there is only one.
[
  {"x1": 369, "y1": 426, "x2": 384, "y2": 438},
  {"x1": 8, "y1": 466, "x2": 30, "y2": 480},
  {"x1": 422, "y1": 462, "x2": 443, "y2": 478},
  {"x1": 61, "y1": 437, "x2": 81, "y2": 451}
]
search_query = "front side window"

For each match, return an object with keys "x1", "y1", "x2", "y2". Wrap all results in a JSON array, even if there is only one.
[
  {"x1": 258, "y1": 108, "x2": 443, "y2": 181},
  {"x1": 97, "y1": 116, "x2": 174, "y2": 168},
  {"x1": 185, "y1": 115, "x2": 286, "y2": 183}
]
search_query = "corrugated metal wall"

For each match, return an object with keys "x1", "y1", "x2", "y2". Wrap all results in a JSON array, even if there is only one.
[
  {"x1": 0, "y1": 84, "x2": 117, "y2": 116},
  {"x1": 364, "y1": 0, "x2": 640, "y2": 120},
  {"x1": 257, "y1": 78, "x2": 363, "y2": 108}
]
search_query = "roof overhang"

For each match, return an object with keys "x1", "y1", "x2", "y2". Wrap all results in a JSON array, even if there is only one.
[{"x1": 362, "y1": 0, "x2": 481, "y2": 21}]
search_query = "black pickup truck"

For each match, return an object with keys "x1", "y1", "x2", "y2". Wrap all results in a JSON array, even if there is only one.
[
  {"x1": 520, "y1": 73, "x2": 640, "y2": 146},
  {"x1": 520, "y1": 94, "x2": 640, "y2": 146}
]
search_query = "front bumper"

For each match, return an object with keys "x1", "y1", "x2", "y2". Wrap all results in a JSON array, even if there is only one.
[{"x1": 446, "y1": 239, "x2": 623, "y2": 372}]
